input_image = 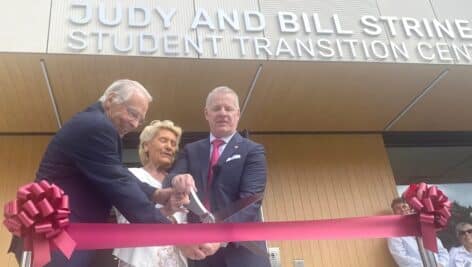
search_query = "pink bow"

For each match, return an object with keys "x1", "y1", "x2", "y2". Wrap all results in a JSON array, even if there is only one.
[
  {"x1": 3, "y1": 180, "x2": 76, "y2": 267},
  {"x1": 402, "y1": 182, "x2": 451, "y2": 252}
]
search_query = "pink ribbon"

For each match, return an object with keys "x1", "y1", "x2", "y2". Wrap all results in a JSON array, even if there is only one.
[
  {"x1": 402, "y1": 182, "x2": 451, "y2": 252},
  {"x1": 65, "y1": 215, "x2": 420, "y2": 249},
  {"x1": 3, "y1": 181, "x2": 76, "y2": 267},
  {"x1": 4, "y1": 182, "x2": 450, "y2": 266}
]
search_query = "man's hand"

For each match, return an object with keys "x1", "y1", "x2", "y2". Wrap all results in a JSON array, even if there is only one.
[
  {"x1": 172, "y1": 173, "x2": 196, "y2": 193},
  {"x1": 178, "y1": 243, "x2": 221, "y2": 260},
  {"x1": 198, "y1": 242, "x2": 221, "y2": 256},
  {"x1": 160, "y1": 190, "x2": 190, "y2": 216},
  {"x1": 178, "y1": 245, "x2": 207, "y2": 260},
  {"x1": 153, "y1": 187, "x2": 173, "y2": 205}
]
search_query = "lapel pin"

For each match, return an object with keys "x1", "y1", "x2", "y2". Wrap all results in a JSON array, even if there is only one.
[{"x1": 234, "y1": 145, "x2": 239, "y2": 149}]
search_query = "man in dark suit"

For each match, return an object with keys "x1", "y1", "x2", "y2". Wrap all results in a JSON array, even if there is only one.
[
  {"x1": 10, "y1": 79, "x2": 190, "y2": 267},
  {"x1": 166, "y1": 86, "x2": 270, "y2": 267}
]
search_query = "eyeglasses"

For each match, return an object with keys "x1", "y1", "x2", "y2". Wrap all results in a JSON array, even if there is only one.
[
  {"x1": 126, "y1": 106, "x2": 145, "y2": 126},
  {"x1": 458, "y1": 229, "x2": 472, "y2": 236}
]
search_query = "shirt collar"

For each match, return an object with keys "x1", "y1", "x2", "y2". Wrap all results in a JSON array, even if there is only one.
[
  {"x1": 458, "y1": 245, "x2": 472, "y2": 255},
  {"x1": 209, "y1": 132, "x2": 236, "y2": 145}
]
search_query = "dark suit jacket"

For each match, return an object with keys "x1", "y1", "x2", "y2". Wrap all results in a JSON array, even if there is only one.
[
  {"x1": 10, "y1": 102, "x2": 169, "y2": 267},
  {"x1": 166, "y1": 133, "x2": 270, "y2": 267}
]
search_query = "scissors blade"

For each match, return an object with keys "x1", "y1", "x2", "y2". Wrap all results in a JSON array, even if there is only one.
[
  {"x1": 185, "y1": 189, "x2": 215, "y2": 223},
  {"x1": 184, "y1": 190, "x2": 269, "y2": 259},
  {"x1": 213, "y1": 192, "x2": 264, "y2": 222},
  {"x1": 212, "y1": 192, "x2": 268, "y2": 259}
]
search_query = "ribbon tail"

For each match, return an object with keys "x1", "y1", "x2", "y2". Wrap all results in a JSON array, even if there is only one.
[
  {"x1": 420, "y1": 222, "x2": 438, "y2": 253},
  {"x1": 32, "y1": 238, "x2": 51, "y2": 267},
  {"x1": 23, "y1": 236, "x2": 33, "y2": 251},
  {"x1": 52, "y1": 231, "x2": 76, "y2": 259}
]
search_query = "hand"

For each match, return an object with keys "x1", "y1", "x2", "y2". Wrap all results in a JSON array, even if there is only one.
[
  {"x1": 172, "y1": 191, "x2": 190, "y2": 209},
  {"x1": 160, "y1": 190, "x2": 190, "y2": 216},
  {"x1": 172, "y1": 174, "x2": 196, "y2": 193},
  {"x1": 153, "y1": 187, "x2": 173, "y2": 205},
  {"x1": 198, "y1": 242, "x2": 220, "y2": 256},
  {"x1": 178, "y1": 245, "x2": 207, "y2": 260}
]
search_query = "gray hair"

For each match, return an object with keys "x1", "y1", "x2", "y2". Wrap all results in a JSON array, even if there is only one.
[
  {"x1": 138, "y1": 120, "x2": 182, "y2": 166},
  {"x1": 205, "y1": 86, "x2": 240, "y2": 109},
  {"x1": 99, "y1": 79, "x2": 153, "y2": 104},
  {"x1": 456, "y1": 222, "x2": 472, "y2": 236}
]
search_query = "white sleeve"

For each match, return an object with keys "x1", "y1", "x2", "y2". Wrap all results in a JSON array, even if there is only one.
[
  {"x1": 436, "y1": 238, "x2": 449, "y2": 266},
  {"x1": 388, "y1": 238, "x2": 423, "y2": 267}
]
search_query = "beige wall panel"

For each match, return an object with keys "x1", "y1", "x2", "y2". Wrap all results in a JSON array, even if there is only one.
[
  {"x1": 0, "y1": 54, "x2": 58, "y2": 132},
  {"x1": 260, "y1": 0, "x2": 393, "y2": 62},
  {"x1": 194, "y1": 0, "x2": 265, "y2": 59},
  {"x1": 376, "y1": 0, "x2": 448, "y2": 64},
  {"x1": 391, "y1": 65, "x2": 472, "y2": 131},
  {"x1": 431, "y1": 0, "x2": 472, "y2": 65},
  {"x1": 48, "y1": 0, "x2": 197, "y2": 58},
  {"x1": 44, "y1": 55, "x2": 259, "y2": 131},
  {"x1": 0, "y1": 1, "x2": 51, "y2": 53},
  {"x1": 240, "y1": 61, "x2": 442, "y2": 131},
  {"x1": 0, "y1": 136, "x2": 51, "y2": 267},
  {"x1": 255, "y1": 134, "x2": 397, "y2": 267}
]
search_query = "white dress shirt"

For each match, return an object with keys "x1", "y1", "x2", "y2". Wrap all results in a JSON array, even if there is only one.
[
  {"x1": 449, "y1": 246, "x2": 472, "y2": 267},
  {"x1": 209, "y1": 132, "x2": 236, "y2": 157},
  {"x1": 113, "y1": 168, "x2": 187, "y2": 267},
  {"x1": 388, "y1": 236, "x2": 449, "y2": 267}
]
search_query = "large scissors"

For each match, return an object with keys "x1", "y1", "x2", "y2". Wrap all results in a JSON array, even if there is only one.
[{"x1": 185, "y1": 189, "x2": 269, "y2": 258}]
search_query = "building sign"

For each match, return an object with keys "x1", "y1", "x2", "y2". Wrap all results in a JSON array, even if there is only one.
[{"x1": 66, "y1": 1, "x2": 472, "y2": 63}]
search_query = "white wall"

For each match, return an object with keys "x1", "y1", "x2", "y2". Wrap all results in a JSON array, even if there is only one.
[{"x1": 0, "y1": 0, "x2": 51, "y2": 52}]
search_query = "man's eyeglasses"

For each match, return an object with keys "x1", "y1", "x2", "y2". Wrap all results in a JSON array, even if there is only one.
[
  {"x1": 126, "y1": 106, "x2": 145, "y2": 126},
  {"x1": 458, "y1": 229, "x2": 472, "y2": 236}
]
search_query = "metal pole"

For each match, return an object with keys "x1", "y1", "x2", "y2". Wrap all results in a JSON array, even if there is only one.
[
  {"x1": 20, "y1": 251, "x2": 32, "y2": 267},
  {"x1": 416, "y1": 237, "x2": 438, "y2": 267}
]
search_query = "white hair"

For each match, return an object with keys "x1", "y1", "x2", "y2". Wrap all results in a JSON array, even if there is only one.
[
  {"x1": 205, "y1": 86, "x2": 240, "y2": 109},
  {"x1": 99, "y1": 79, "x2": 153, "y2": 103}
]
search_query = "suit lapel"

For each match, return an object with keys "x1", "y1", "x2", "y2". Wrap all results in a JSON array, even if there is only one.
[{"x1": 214, "y1": 133, "x2": 243, "y2": 178}]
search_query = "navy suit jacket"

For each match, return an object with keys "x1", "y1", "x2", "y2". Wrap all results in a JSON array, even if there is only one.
[
  {"x1": 166, "y1": 133, "x2": 270, "y2": 267},
  {"x1": 10, "y1": 102, "x2": 169, "y2": 267}
]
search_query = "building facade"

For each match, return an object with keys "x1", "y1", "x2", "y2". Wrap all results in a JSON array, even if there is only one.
[{"x1": 2, "y1": 1, "x2": 472, "y2": 266}]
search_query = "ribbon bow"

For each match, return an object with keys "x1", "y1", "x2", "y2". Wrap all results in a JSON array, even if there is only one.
[
  {"x1": 3, "y1": 180, "x2": 76, "y2": 267},
  {"x1": 402, "y1": 182, "x2": 451, "y2": 252}
]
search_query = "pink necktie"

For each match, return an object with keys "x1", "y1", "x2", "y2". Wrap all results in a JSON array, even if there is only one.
[{"x1": 205, "y1": 139, "x2": 225, "y2": 210}]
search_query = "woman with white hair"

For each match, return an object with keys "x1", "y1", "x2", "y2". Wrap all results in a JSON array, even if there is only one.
[{"x1": 113, "y1": 120, "x2": 187, "y2": 267}]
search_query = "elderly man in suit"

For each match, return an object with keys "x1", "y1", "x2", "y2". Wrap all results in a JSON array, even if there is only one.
[
  {"x1": 165, "y1": 86, "x2": 270, "y2": 267},
  {"x1": 9, "y1": 79, "x2": 195, "y2": 267}
]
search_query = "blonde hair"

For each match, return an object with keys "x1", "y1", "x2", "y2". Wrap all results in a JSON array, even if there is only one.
[{"x1": 138, "y1": 120, "x2": 182, "y2": 166}]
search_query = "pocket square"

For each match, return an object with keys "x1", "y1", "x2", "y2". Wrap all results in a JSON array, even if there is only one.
[{"x1": 226, "y1": 154, "x2": 241, "y2": 162}]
